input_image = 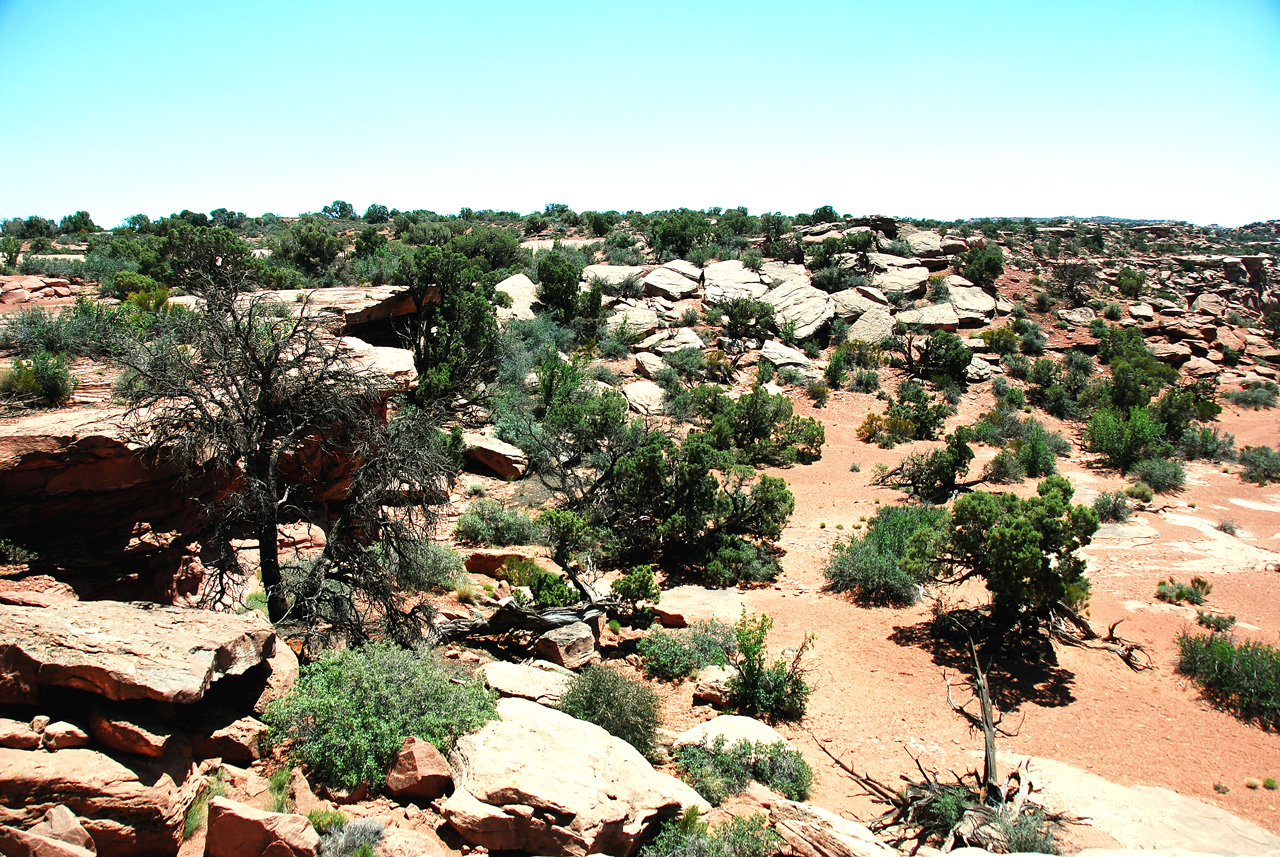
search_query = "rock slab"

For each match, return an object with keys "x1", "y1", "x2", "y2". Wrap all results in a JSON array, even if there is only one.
[
  {"x1": 204, "y1": 796, "x2": 320, "y2": 857},
  {"x1": 385, "y1": 737, "x2": 453, "y2": 801}
]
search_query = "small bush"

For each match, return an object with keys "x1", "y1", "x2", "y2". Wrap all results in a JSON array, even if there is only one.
[
  {"x1": 264, "y1": 643, "x2": 497, "y2": 792},
  {"x1": 1126, "y1": 481, "x2": 1154, "y2": 503},
  {"x1": 1003, "y1": 352, "x2": 1031, "y2": 380},
  {"x1": 1156, "y1": 575, "x2": 1212, "y2": 606},
  {"x1": 1240, "y1": 446, "x2": 1280, "y2": 485},
  {"x1": 638, "y1": 620, "x2": 737, "y2": 680},
  {"x1": 1103, "y1": 303, "x2": 1123, "y2": 321},
  {"x1": 850, "y1": 369, "x2": 880, "y2": 393},
  {"x1": 1198, "y1": 612, "x2": 1236, "y2": 633},
  {"x1": 641, "y1": 809, "x2": 779, "y2": 857},
  {"x1": 983, "y1": 449, "x2": 1026, "y2": 484},
  {"x1": 1177, "y1": 631, "x2": 1280, "y2": 730},
  {"x1": 558, "y1": 664, "x2": 662, "y2": 759},
  {"x1": 1217, "y1": 519, "x2": 1238, "y2": 536},
  {"x1": 320, "y1": 818, "x2": 385, "y2": 857},
  {"x1": 728, "y1": 613, "x2": 812, "y2": 722},
  {"x1": 807, "y1": 382, "x2": 830, "y2": 407},
  {"x1": 1132, "y1": 457, "x2": 1185, "y2": 494},
  {"x1": 676, "y1": 735, "x2": 813, "y2": 804},
  {"x1": 454, "y1": 499, "x2": 540, "y2": 545},
  {"x1": 1225, "y1": 381, "x2": 1278, "y2": 410},
  {"x1": 0, "y1": 351, "x2": 76, "y2": 406},
  {"x1": 1178, "y1": 426, "x2": 1236, "y2": 463},
  {"x1": 307, "y1": 809, "x2": 348, "y2": 835},
  {"x1": 1093, "y1": 491, "x2": 1131, "y2": 523},
  {"x1": 824, "y1": 505, "x2": 948, "y2": 607}
]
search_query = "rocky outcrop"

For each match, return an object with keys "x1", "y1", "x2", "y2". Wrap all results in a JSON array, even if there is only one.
[
  {"x1": 0, "y1": 747, "x2": 196, "y2": 857},
  {"x1": 847, "y1": 309, "x2": 895, "y2": 344},
  {"x1": 759, "y1": 341, "x2": 810, "y2": 369},
  {"x1": 642, "y1": 267, "x2": 700, "y2": 301},
  {"x1": 896, "y1": 303, "x2": 959, "y2": 331},
  {"x1": 674, "y1": 715, "x2": 786, "y2": 749},
  {"x1": 533, "y1": 622, "x2": 597, "y2": 670},
  {"x1": 461, "y1": 433, "x2": 528, "y2": 480},
  {"x1": 763, "y1": 281, "x2": 833, "y2": 340},
  {"x1": 204, "y1": 796, "x2": 320, "y2": 857},
  {"x1": 494, "y1": 272, "x2": 538, "y2": 321},
  {"x1": 481, "y1": 661, "x2": 572, "y2": 704},
  {"x1": 0, "y1": 601, "x2": 285, "y2": 706},
  {"x1": 769, "y1": 799, "x2": 896, "y2": 857},
  {"x1": 621, "y1": 380, "x2": 666, "y2": 416},
  {"x1": 440, "y1": 698, "x2": 707, "y2": 856}
]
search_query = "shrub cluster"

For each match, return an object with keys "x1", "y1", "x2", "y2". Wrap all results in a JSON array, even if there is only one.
[
  {"x1": 641, "y1": 810, "x2": 779, "y2": 857},
  {"x1": 676, "y1": 735, "x2": 814, "y2": 804},
  {"x1": 557, "y1": 664, "x2": 662, "y2": 759},
  {"x1": 728, "y1": 613, "x2": 812, "y2": 722},
  {"x1": 264, "y1": 643, "x2": 497, "y2": 792},
  {"x1": 637, "y1": 620, "x2": 737, "y2": 680},
  {"x1": 1178, "y1": 631, "x2": 1280, "y2": 730},
  {"x1": 454, "y1": 499, "x2": 540, "y2": 545},
  {"x1": 1240, "y1": 446, "x2": 1280, "y2": 485},
  {"x1": 824, "y1": 505, "x2": 948, "y2": 606}
]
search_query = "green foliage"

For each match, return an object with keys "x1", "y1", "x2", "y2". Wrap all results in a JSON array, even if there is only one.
[
  {"x1": 535, "y1": 252, "x2": 585, "y2": 320},
  {"x1": 307, "y1": 809, "x2": 348, "y2": 835},
  {"x1": 1157, "y1": 575, "x2": 1212, "y2": 605},
  {"x1": 980, "y1": 325, "x2": 1020, "y2": 356},
  {"x1": 0, "y1": 236, "x2": 20, "y2": 268},
  {"x1": 692, "y1": 383, "x2": 825, "y2": 466},
  {"x1": 1225, "y1": 381, "x2": 1278, "y2": 410},
  {"x1": 1177, "y1": 425, "x2": 1237, "y2": 463},
  {"x1": 1125, "y1": 481, "x2": 1154, "y2": 503},
  {"x1": 321, "y1": 819, "x2": 385, "y2": 857},
  {"x1": 0, "y1": 297, "x2": 158, "y2": 358},
  {"x1": 1085, "y1": 406, "x2": 1169, "y2": 471},
  {"x1": 1240, "y1": 445, "x2": 1280, "y2": 485},
  {"x1": 264, "y1": 643, "x2": 497, "y2": 792},
  {"x1": 850, "y1": 369, "x2": 880, "y2": 393},
  {"x1": 983, "y1": 449, "x2": 1026, "y2": 484},
  {"x1": 638, "y1": 619, "x2": 737, "y2": 680},
  {"x1": 650, "y1": 209, "x2": 713, "y2": 258},
  {"x1": 183, "y1": 768, "x2": 227, "y2": 839},
  {"x1": 957, "y1": 246, "x2": 1004, "y2": 289},
  {"x1": 676, "y1": 736, "x2": 814, "y2": 804},
  {"x1": 858, "y1": 381, "x2": 955, "y2": 447},
  {"x1": 1115, "y1": 266, "x2": 1146, "y2": 298},
  {"x1": 641, "y1": 810, "x2": 780, "y2": 857},
  {"x1": 914, "y1": 477, "x2": 1098, "y2": 631},
  {"x1": 612, "y1": 564, "x2": 661, "y2": 615},
  {"x1": 1131, "y1": 457, "x2": 1186, "y2": 494},
  {"x1": 880, "y1": 428, "x2": 976, "y2": 503},
  {"x1": 1177, "y1": 631, "x2": 1280, "y2": 729},
  {"x1": 1198, "y1": 611, "x2": 1236, "y2": 633},
  {"x1": 558, "y1": 664, "x2": 662, "y2": 758},
  {"x1": 916, "y1": 331, "x2": 973, "y2": 387},
  {"x1": 728, "y1": 613, "x2": 812, "y2": 723},
  {"x1": 1093, "y1": 491, "x2": 1131, "y2": 523},
  {"x1": 824, "y1": 504, "x2": 948, "y2": 606},
  {"x1": 454, "y1": 499, "x2": 540, "y2": 546},
  {"x1": 717, "y1": 298, "x2": 775, "y2": 339},
  {"x1": 529, "y1": 569, "x2": 577, "y2": 608},
  {"x1": 0, "y1": 350, "x2": 75, "y2": 406}
]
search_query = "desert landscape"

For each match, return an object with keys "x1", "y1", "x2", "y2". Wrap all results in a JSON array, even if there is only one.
[{"x1": 0, "y1": 204, "x2": 1278, "y2": 857}]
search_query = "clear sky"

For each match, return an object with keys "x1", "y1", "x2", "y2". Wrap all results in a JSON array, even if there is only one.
[{"x1": 1, "y1": 0, "x2": 1277, "y2": 227}]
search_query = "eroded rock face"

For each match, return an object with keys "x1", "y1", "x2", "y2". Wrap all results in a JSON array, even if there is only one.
[
  {"x1": 533, "y1": 622, "x2": 596, "y2": 670},
  {"x1": 0, "y1": 601, "x2": 280, "y2": 705},
  {"x1": 481, "y1": 661, "x2": 572, "y2": 705},
  {"x1": 461, "y1": 433, "x2": 528, "y2": 480},
  {"x1": 440, "y1": 698, "x2": 708, "y2": 857},
  {"x1": 384, "y1": 737, "x2": 453, "y2": 801},
  {"x1": 204, "y1": 796, "x2": 319, "y2": 857},
  {"x1": 0, "y1": 747, "x2": 194, "y2": 857}
]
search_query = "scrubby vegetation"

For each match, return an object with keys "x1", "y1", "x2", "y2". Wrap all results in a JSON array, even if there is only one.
[
  {"x1": 557, "y1": 664, "x2": 663, "y2": 759},
  {"x1": 638, "y1": 620, "x2": 737, "y2": 680},
  {"x1": 676, "y1": 735, "x2": 814, "y2": 804},
  {"x1": 824, "y1": 505, "x2": 948, "y2": 606},
  {"x1": 1178, "y1": 631, "x2": 1280, "y2": 730}
]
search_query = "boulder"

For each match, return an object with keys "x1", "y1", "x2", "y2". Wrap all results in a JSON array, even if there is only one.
[
  {"x1": 494, "y1": 273, "x2": 538, "y2": 321},
  {"x1": 89, "y1": 710, "x2": 169, "y2": 758},
  {"x1": 643, "y1": 268, "x2": 700, "y2": 301},
  {"x1": 189, "y1": 715, "x2": 269, "y2": 762},
  {"x1": 947, "y1": 286, "x2": 996, "y2": 325},
  {"x1": 941, "y1": 236, "x2": 969, "y2": 255},
  {"x1": 481, "y1": 660, "x2": 572, "y2": 705},
  {"x1": 1191, "y1": 292, "x2": 1228, "y2": 317},
  {"x1": 0, "y1": 601, "x2": 279, "y2": 706},
  {"x1": 864, "y1": 252, "x2": 917, "y2": 272},
  {"x1": 606, "y1": 308, "x2": 660, "y2": 337},
  {"x1": 1213, "y1": 326, "x2": 1247, "y2": 354},
  {"x1": 847, "y1": 309, "x2": 895, "y2": 344},
  {"x1": 762, "y1": 282, "x2": 834, "y2": 340},
  {"x1": 871, "y1": 267, "x2": 928, "y2": 296},
  {"x1": 461, "y1": 433, "x2": 528, "y2": 480},
  {"x1": 903, "y1": 230, "x2": 943, "y2": 258},
  {"x1": 896, "y1": 304, "x2": 959, "y2": 331},
  {"x1": 0, "y1": 747, "x2": 192, "y2": 856},
  {"x1": 759, "y1": 340, "x2": 810, "y2": 369},
  {"x1": 584, "y1": 265, "x2": 649, "y2": 287},
  {"x1": 204, "y1": 796, "x2": 320, "y2": 857},
  {"x1": 703, "y1": 261, "x2": 766, "y2": 303},
  {"x1": 1147, "y1": 341, "x2": 1192, "y2": 363},
  {"x1": 674, "y1": 715, "x2": 786, "y2": 749},
  {"x1": 0, "y1": 718, "x2": 40, "y2": 750},
  {"x1": 829, "y1": 290, "x2": 878, "y2": 321},
  {"x1": 533, "y1": 622, "x2": 596, "y2": 670},
  {"x1": 439, "y1": 698, "x2": 707, "y2": 856},
  {"x1": 1184, "y1": 356, "x2": 1220, "y2": 379},
  {"x1": 691, "y1": 665, "x2": 733, "y2": 708},
  {"x1": 634, "y1": 353, "x2": 665, "y2": 379},
  {"x1": 651, "y1": 328, "x2": 703, "y2": 355},
  {"x1": 28, "y1": 805, "x2": 96, "y2": 854},
  {"x1": 621, "y1": 381, "x2": 666, "y2": 416},
  {"x1": 1129, "y1": 303, "x2": 1155, "y2": 321},
  {"x1": 1056, "y1": 307, "x2": 1097, "y2": 327},
  {"x1": 384, "y1": 736, "x2": 453, "y2": 801},
  {"x1": 336, "y1": 338, "x2": 417, "y2": 394},
  {"x1": 41, "y1": 723, "x2": 89, "y2": 752},
  {"x1": 464, "y1": 547, "x2": 536, "y2": 578},
  {"x1": 0, "y1": 825, "x2": 95, "y2": 857},
  {"x1": 965, "y1": 356, "x2": 993, "y2": 383},
  {"x1": 759, "y1": 262, "x2": 808, "y2": 283},
  {"x1": 769, "y1": 799, "x2": 896, "y2": 857},
  {"x1": 663, "y1": 259, "x2": 704, "y2": 282}
]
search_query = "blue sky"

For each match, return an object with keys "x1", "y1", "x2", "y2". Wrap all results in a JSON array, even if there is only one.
[{"x1": 1, "y1": 0, "x2": 1277, "y2": 226}]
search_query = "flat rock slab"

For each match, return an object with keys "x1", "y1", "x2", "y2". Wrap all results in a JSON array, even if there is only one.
[
  {"x1": 1012, "y1": 755, "x2": 1280, "y2": 855},
  {"x1": 675, "y1": 715, "x2": 786, "y2": 749},
  {"x1": 651, "y1": 585, "x2": 747, "y2": 628},
  {"x1": 0, "y1": 601, "x2": 279, "y2": 705},
  {"x1": 481, "y1": 661, "x2": 572, "y2": 704}
]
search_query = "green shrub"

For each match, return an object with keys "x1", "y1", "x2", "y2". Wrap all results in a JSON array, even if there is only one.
[
  {"x1": 454, "y1": 499, "x2": 540, "y2": 545},
  {"x1": 1103, "y1": 303, "x2": 1123, "y2": 321},
  {"x1": 1198, "y1": 612, "x2": 1236, "y2": 633},
  {"x1": 1225, "y1": 381, "x2": 1278, "y2": 410},
  {"x1": 641, "y1": 810, "x2": 780, "y2": 857},
  {"x1": 0, "y1": 351, "x2": 76, "y2": 406},
  {"x1": 981, "y1": 325, "x2": 1020, "y2": 356},
  {"x1": 850, "y1": 369, "x2": 880, "y2": 392},
  {"x1": 1132, "y1": 457, "x2": 1185, "y2": 494},
  {"x1": 983, "y1": 449, "x2": 1026, "y2": 484},
  {"x1": 1086, "y1": 406, "x2": 1168, "y2": 471},
  {"x1": 728, "y1": 613, "x2": 812, "y2": 722},
  {"x1": 1177, "y1": 631, "x2": 1280, "y2": 730},
  {"x1": 1178, "y1": 426, "x2": 1236, "y2": 463},
  {"x1": 1126, "y1": 481, "x2": 1154, "y2": 503},
  {"x1": 638, "y1": 620, "x2": 737, "y2": 680},
  {"x1": 264, "y1": 643, "x2": 497, "y2": 792},
  {"x1": 1003, "y1": 353, "x2": 1031, "y2": 380},
  {"x1": 1157, "y1": 576, "x2": 1212, "y2": 606},
  {"x1": 1116, "y1": 266, "x2": 1146, "y2": 298},
  {"x1": 807, "y1": 382, "x2": 830, "y2": 407},
  {"x1": 307, "y1": 809, "x2": 348, "y2": 835},
  {"x1": 558, "y1": 664, "x2": 662, "y2": 759},
  {"x1": 320, "y1": 819, "x2": 384, "y2": 857},
  {"x1": 1240, "y1": 446, "x2": 1280, "y2": 485},
  {"x1": 958, "y1": 246, "x2": 1004, "y2": 289},
  {"x1": 1093, "y1": 491, "x2": 1131, "y2": 523},
  {"x1": 0, "y1": 299, "x2": 142, "y2": 358},
  {"x1": 824, "y1": 505, "x2": 948, "y2": 606},
  {"x1": 676, "y1": 736, "x2": 813, "y2": 804}
]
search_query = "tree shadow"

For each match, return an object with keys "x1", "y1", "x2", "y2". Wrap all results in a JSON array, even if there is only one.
[{"x1": 889, "y1": 615, "x2": 1077, "y2": 711}]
